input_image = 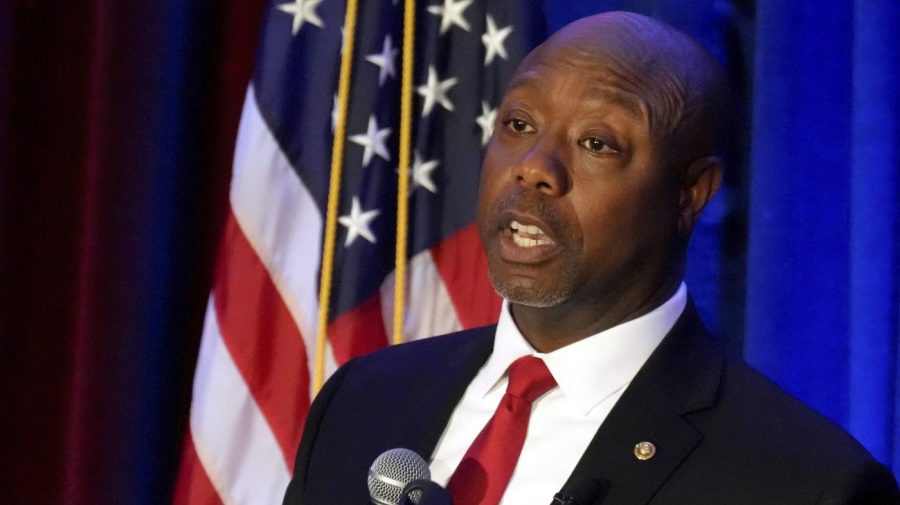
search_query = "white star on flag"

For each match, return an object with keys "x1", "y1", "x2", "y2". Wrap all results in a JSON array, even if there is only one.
[
  {"x1": 476, "y1": 101, "x2": 497, "y2": 146},
  {"x1": 427, "y1": 0, "x2": 473, "y2": 35},
  {"x1": 350, "y1": 115, "x2": 392, "y2": 166},
  {"x1": 276, "y1": 0, "x2": 324, "y2": 35},
  {"x1": 417, "y1": 66, "x2": 458, "y2": 116},
  {"x1": 411, "y1": 151, "x2": 439, "y2": 194},
  {"x1": 365, "y1": 35, "x2": 398, "y2": 85},
  {"x1": 338, "y1": 196, "x2": 380, "y2": 246},
  {"x1": 481, "y1": 15, "x2": 513, "y2": 65}
]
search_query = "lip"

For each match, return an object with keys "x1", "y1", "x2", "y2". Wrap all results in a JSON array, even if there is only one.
[{"x1": 495, "y1": 210, "x2": 564, "y2": 265}]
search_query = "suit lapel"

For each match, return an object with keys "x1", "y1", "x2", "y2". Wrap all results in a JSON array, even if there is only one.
[
  {"x1": 562, "y1": 304, "x2": 724, "y2": 505},
  {"x1": 399, "y1": 326, "x2": 496, "y2": 459}
]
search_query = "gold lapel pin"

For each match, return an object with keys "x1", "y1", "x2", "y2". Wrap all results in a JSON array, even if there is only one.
[{"x1": 634, "y1": 441, "x2": 657, "y2": 461}]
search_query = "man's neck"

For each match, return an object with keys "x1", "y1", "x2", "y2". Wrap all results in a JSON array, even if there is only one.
[{"x1": 509, "y1": 277, "x2": 683, "y2": 353}]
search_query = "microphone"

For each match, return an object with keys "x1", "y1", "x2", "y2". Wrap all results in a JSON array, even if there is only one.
[
  {"x1": 399, "y1": 479, "x2": 453, "y2": 505},
  {"x1": 550, "y1": 478, "x2": 603, "y2": 505},
  {"x1": 368, "y1": 448, "x2": 452, "y2": 505}
]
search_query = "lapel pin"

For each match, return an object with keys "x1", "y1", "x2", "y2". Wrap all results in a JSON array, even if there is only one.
[{"x1": 633, "y1": 441, "x2": 657, "y2": 461}]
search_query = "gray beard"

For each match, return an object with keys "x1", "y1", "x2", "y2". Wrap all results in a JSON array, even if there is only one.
[{"x1": 487, "y1": 262, "x2": 579, "y2": 308}]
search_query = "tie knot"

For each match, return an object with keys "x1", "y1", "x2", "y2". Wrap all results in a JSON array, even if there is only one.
[{"x1": 505, "y1": 356, "x2": 557, "y2": 403}]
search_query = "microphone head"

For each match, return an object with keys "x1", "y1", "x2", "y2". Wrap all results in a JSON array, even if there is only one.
[{"x1": 368, "y1": 448, "x2": 431, "y2": 505}]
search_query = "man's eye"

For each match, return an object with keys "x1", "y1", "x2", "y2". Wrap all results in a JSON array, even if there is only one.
[
  {"x1": 504, "y1": 118, "x2": 535, "y2": 134},
  {"x1": 579, "y1": 137, "x2": 617, "y2": 154}
]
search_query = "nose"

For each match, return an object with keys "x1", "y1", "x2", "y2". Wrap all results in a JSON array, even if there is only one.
[{"x1": 511, "y1": 141, "x2": 569, "y2": 196}]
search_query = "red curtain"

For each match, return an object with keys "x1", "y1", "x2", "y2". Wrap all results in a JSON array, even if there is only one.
[{"x1": 0, "y1": 1, "x2": 265, "y2": 503}]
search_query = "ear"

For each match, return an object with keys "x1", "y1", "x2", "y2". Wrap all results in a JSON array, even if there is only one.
[{"x1": 677, "y1": 156, "x2": 722, "y2": 236}]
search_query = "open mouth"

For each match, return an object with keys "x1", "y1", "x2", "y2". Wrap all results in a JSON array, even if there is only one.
[{"x1": 509, "y1": 220, "x2": 555, "y2": 248}]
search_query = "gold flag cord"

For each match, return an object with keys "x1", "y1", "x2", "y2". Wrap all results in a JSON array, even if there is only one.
[
  {"x1": 314, "y1": 0, "x2": 361, "y2": 395},
  {"x1": 393, "y1": 0, "x2": 417, "y2": 345}
]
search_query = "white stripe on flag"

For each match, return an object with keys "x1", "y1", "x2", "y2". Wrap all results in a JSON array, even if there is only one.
[
  {"x1": 380, "y1": 249, "x2": 463, "y2": 342},
  {"x1": 229, "y1": 85, "x2": 337, "y2": 390},
  {"x1": 191, "y1": 296, "x2": 291, "y2": 505}
]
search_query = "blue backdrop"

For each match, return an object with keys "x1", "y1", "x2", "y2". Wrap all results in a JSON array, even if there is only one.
[{"x1": 745, "y1": 0, "x2": 900, "y2": 467}]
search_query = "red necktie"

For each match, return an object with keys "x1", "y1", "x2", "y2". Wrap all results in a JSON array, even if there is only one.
[{"x1": 447, "y1": 356, "x2": 558, "y2": 505}]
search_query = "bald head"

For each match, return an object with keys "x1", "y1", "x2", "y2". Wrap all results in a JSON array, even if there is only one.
[
  {"x1": 477, "y1": 12, "x2": 728, "y2": 346},
  {"x1": 517, "y1": 11, "x2": 728, "y2": 167}
]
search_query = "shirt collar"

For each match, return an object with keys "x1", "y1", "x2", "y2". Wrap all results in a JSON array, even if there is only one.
[{"x1": 475, "y1": 283, "x2": 688, "y2": 416}]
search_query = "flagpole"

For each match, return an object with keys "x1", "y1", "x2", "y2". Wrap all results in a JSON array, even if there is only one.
[
  {"x1": 393, "y1": 0, "x2": 416, "y2": 345},
  {"x1": 314, "y1": 0, "x2": 361, "y2": 394}
]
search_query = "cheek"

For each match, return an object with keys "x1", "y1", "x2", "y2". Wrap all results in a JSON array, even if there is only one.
[
  {"x1": 476, "y1": 154, "x2": 505, "y2": 233},
  {"x1": 477, "y1": 142, "x2": 519, "y2": 202},
  {"x1": 476, "y1": 161, "x2": 496, "y2": 212},
  {"x1": 572, "y1": 192, "x2": 632, "y2": 255},
  {"x1": 570, "y1": 181, "x2": 670, "y2": 259}
]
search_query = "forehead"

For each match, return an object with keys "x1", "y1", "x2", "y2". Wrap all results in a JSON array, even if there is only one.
[{"x1": 504, "y1": 47, "x2": 649, "y2": 121}]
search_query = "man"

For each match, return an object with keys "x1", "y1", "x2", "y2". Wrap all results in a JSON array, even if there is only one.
[{"x1": 283, "y1": 12, "x2": 900, "y2": 505}]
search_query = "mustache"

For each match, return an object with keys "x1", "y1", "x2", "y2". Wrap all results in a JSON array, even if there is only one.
[{"x1": 490, "y1": 191, "x2": 568, "y2": 238}]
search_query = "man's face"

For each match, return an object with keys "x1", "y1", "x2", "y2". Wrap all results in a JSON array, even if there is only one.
[{"x1": 477, "y1": 42, "x2": 683, "y2": 310}]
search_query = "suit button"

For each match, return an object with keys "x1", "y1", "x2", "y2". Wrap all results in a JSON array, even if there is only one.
[{"x1": 634, "y1": 441, "x2": 656, "y2": 461}]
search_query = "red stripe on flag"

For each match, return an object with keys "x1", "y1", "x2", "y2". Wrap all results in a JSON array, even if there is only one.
[
  {"x1": 430, "y1": 224, "x2": 502, "y2": 328},
  {"x1": 171, "y1": 434, "x2": 226, "y2": 505},
  {"x1": 213, "y1": 209, "x2": 311, "y2": 469},
  {"x1": 328, "y1": 293, "x2": 389, "y2": 365}
]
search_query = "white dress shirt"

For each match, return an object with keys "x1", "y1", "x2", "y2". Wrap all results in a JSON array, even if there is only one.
[{"x1": 428, "y1": 283, "x2": 687, "y2": 504}]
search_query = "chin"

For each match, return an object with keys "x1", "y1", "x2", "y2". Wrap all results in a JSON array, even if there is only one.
[{"x1": 489, "y1": 272, "x2": 574, "y2": 308}]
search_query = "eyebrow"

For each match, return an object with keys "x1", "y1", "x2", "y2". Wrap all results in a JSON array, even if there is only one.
[{"x1": 506, "y1": 73, "x2": 647, "y2": 121}]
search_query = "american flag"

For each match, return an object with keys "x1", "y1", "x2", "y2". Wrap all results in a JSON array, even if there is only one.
[{"x1": 173, "y1": 1, "x2": 545, "y2": 503}]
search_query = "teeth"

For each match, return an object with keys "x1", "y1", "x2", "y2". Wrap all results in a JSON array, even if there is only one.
[
  {"x1": 510, "y1": 220, "x2": 545, "y2": 236},
  {"x1": 509, "y1": 220, "x2": 553, "y2": 248},
  {"x1": 512, "y1": 234, "x2": 553, "y2": 248},
  {"x1": 509, "y1": 221, "x2": 553, "y2": 248}
]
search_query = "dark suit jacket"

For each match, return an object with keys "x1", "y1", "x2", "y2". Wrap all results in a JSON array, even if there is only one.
[{"x1": 283, "y1": 305, "x2": 899, "y2": 504}]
